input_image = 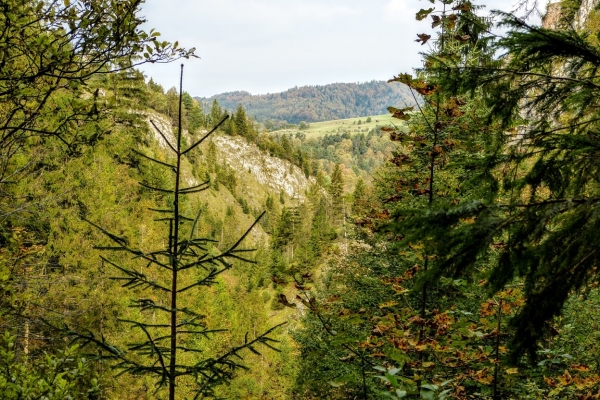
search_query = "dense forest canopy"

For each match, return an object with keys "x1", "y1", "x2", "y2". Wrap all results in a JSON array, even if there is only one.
[
  {"x1": 4, "y1": 0, "x2": 600, "y2": 399},
  {"x1": 196, "y1": 80, "x2": 416, "y2": 125}
]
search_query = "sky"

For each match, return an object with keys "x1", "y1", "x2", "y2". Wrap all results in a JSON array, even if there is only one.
[{"x1": 139, "y1": 0, "x2": 542, "y2": 98}]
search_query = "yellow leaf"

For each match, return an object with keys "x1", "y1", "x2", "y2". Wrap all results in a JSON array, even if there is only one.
[{"x1": 571, "y1": 364, "x2": 591, "y2": 372}]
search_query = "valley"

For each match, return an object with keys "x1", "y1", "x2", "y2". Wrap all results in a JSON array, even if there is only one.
[{"x1": 3, "y1": 1, "x2": 600, "y2": 400}]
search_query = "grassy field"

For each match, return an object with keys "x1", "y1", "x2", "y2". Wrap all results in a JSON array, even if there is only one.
[{"x1": 271, "y1": 113, "x2": 405, "y2": 138}]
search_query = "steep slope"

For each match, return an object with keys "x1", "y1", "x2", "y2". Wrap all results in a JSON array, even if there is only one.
[
  {"x1": 212, "y1": 135, "x2": 315, "y2": 202},
  {"x1": 196, "y1": 80, "x2": 414, "y2": 124}
]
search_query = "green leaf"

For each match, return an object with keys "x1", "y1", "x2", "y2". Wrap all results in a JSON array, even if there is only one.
[
  {"x1": 421, "y1": 389, "x2": 436, "y2": 400},
  {"x1": 421, "y1": 383, "x2": 438, "y2": 391}
]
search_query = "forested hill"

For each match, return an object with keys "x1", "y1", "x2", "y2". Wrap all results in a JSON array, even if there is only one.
[{"x1": 195, "y1": 80, "x2": 415, "y2": 125}]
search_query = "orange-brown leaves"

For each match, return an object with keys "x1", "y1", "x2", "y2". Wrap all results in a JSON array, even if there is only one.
[
  {"x1": 415, "y1": 33, "x2": 432, "y2": 45},
  {"x1": 388, "y1": 74, "x2": 437, "y2": 96},
  {"x1": 388, "y1": 106, "x2": 414, "y2": 121},
  {"x1": 277, "y1": 294, "x2": 296, "y2": 308}
]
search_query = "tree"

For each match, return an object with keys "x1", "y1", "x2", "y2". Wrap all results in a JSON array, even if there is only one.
[
  {"x1": 210, "y1": 99, "x2": 225, "y2": 127},
  {"x1": 351, "y1": 177, "x2": 370, "y2": 216},
  {"x1": 233, "y1": 104, "x2": 250, "y2": 138},
  {"x1": 392, "y1": 10, "x2": 600, "y2": 360},
  {"x1": 73, "y1": 66, "x2": 281, "y2": 399},
  {"x1": 0, "y1": 1, "x2": 195, "y2": 394},
  {"x1": 0, "y1": 0, "x2": 194, "y2": 180},
  {"x1": 292, "y1": 1, "x2": 526, "y2": 398},
  {"x1": 329, "y1": 163, "x2": 344, "y2": 224}
]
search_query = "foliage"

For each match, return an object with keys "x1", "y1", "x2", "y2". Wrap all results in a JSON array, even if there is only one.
[
  {"x1": 386, "y1": 7, "x2": 600, "y2": 362},
  {"x1": 0, "y1": 0, "x2": 194, "y2": 181},
  {"x1": 0, "y1": 333, "x2": 99, "y2": 400},
  {"x1": 71, "y1": 67, "x2": 282, "y2": 399},
  {"x1": 197, "y1": 81, "x2": 415, "y2": 124}
]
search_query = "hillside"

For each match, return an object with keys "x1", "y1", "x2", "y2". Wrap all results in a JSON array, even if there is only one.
[
  {"x1": 271, "y1": 113, "x2": 402, "y2": 138},
  {"x1": 0, "y1": 66, "x2": 361, "y2": 399},
  {"x1": 9, "y1": 1, "x2": 600, "y2": 399},
  {"x1": 195, "y1": 80, "x2": 415, "y2": 125}
]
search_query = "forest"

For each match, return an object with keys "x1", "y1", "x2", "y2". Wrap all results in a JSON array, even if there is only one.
[
  {"x1": 3, "y1": 0, "x2": 600, "y2": 399},
  {"x1": 196, "y1": 81, "x2": 415, "y2": 126}
]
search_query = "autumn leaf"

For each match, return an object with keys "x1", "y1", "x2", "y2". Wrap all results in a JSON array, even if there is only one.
[
  {"x1": 388, "y1": 106, "x2": 414, "y2": 120},
  {"x1": 416, "y1": 7, "x2": 434, "y2": 20},
  {"x1": 452, "y1": 2, "x2": 471, "y2": 12},
  {"x1": 454, "y1": 34, "x2": 471, "y2": 42},
  {"x1": 389, "y1": 131, "x2": 406, "y2": 142},
  {"x1": 379, "y1": 301, "x2": 398, "y2": 309},
  {"x1": 414, "y1": 344, "x2": 427, "y2": 352},
  {"x1": 388, "y1": 73, "x2": 414, "y2": 86},
  {"x1": 557, "y1": 370, "x2": 573, "y2": 386},
  {"x1": 431, "y1": 15, "x2": 441, "y2": 28},
  {"x1": 277, "y1": 294, "x2": 296, "y2": 308},
  {"x1": 544, "y1": 376, "x2": 557, "y2": 387},
  {"x1": 571, "y1": 364, "x2": 591, "y2": 372},
  {"x1": 415, "y1": 82, "x2": 437, "y2": 95},
  {"x1": 416, "y1": 33, "x2": 432, "y2": 45},
  {"x1": 390, "y1": 152, "x2": 411, "y2": 167}
]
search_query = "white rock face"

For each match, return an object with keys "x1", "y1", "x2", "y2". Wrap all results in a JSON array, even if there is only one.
[
  {"x1": 544, "y1": 0, "x2": 600, "y2": 29},
  {"x1": 144, "y1": 112, "x2": 198, "y2": 187},
  {"x1": 143, "y1": 112, "x2": 314, "y2": 201},
  {"x1": 212, "y1": 135, "x2": 314, "y2": 200},
  {"x1": 146, "y1": 113, "x2": 177, "y2": 151},
  {"x1": 575, "y1": 0, "x2": 600, "y2": 28}
]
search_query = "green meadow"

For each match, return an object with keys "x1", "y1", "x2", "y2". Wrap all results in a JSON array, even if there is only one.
[{"x1": 271, "y1": 113, "x2": 403, "y2": 137}]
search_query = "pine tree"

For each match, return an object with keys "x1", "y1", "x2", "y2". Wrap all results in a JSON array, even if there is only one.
[
  {"x1": 351, "y1": 177, "x2": 369, "y2": 216},
  {"x1": 329, "y1": 163, "x2": 344, "y2": 225},
  {"x1": 233, "y1": 104, "x2": 249, "y2": 138},
  {"x1": 210, "y1": 99, "x2": 225, "y2": 127}
]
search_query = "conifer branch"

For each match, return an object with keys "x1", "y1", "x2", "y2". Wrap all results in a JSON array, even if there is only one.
[
  {"x1": 139, "y1": 181, "x2": 174, "y2": 193},
  {"x1": 104, "y1": 257, "x2": 171, "y2": 292},
  {"x1": 149, "y1": 119, "x2": 178, "y2": 154},
  {"x1": 182, "y1": 115, "x2": 229, "y2": 156},
  {"x1": 131, "y1": 148, "x2": 176, "y2": 170}
]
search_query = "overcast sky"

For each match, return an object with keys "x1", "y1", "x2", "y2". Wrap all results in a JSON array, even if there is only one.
[{"x1": 139, "y1": 0, "x2": 542, "y2": 98}]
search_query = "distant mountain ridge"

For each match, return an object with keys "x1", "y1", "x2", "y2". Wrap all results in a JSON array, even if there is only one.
[{"x1": 195, "y1": 80, "x2": 414, "y2": 125}]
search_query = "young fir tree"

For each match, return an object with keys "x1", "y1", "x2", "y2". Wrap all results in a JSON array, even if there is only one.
[{"x1": 74, "y1": 66, "x2": 281, "y2": 399}]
